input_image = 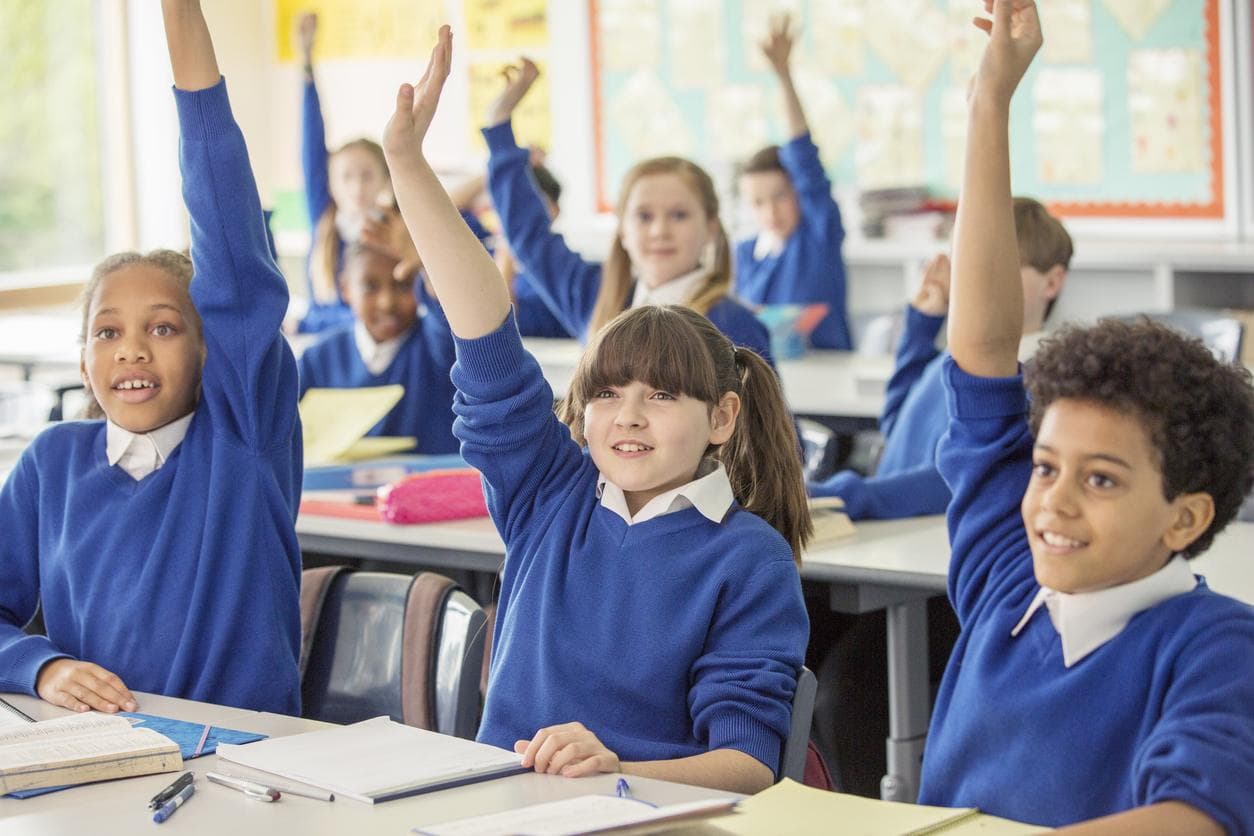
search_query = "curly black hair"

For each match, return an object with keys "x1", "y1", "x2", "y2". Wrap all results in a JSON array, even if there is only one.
[{"x1": 1025, "y1": 317, "x2": 1254, "y2": 558}]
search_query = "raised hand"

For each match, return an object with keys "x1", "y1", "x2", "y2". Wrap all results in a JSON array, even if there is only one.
[
  {"x1": 382, "y1": 25, "x2": 453, "y2": 163},
  {"x1": 485, "y1": 58, "x2": 540, "y2": 126},
  {"x1": 360, "y1": 209, "x2": 423, "y2": 280},
  {"x1": 970, "y1": 0, "x2": 1042, "y2": 105},
  {"x1": 760, "y1": 13, "x2": 796, "y2": 78},
  {"x1": 296, "y1": 11, "x2": 317, "y2": 67},
  {"x1": 912, "y1": 253, "x2": 952, "y2": 317},
  {"x1": 514, "y1": 721, "x2": 621, "y2": 778},
  {"x1": 36, "y1": 659, "x2": 138, "y2": 713}
]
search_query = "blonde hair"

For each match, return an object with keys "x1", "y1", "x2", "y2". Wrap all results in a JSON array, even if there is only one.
[
  {"x1": 77, "y1": 249, "x2": 202, "y2": 419},
  {"x1": 559, "y1": 305, "x2": 812, "y2": 562},
  {"x1": 310, "y1": 138, "x2": 390, "y2": 304},
  {"x1": 588, "y1": 157, "x2": 732, "y2": 338}
]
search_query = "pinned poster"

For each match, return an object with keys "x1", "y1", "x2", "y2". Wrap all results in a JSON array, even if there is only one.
[
  {"x1": 468, "y1": 59, "x2": 551, "y2": 152},
  {"x1": 1129, "y1": 49, "x2": 1205, "y2": 174},
  {"x1": 856, "y1": 86, "x2": 923, "y2": 188},
  {"x1": 865, "y1": 0, "x2": 947, "y2": 91},
  {"x1": 789, "y1": 65, "x2": 855, "y2": 170},
  {"x1": 273, "y1": 0, "x2": 439, "y2": 62},
  {"x1": 1040, "y1": 0, "x2": 1093, "y2": 64},
  {"x1": 741, "y1": 0, "x2": 805, "y2": 73},
  {"x1": 1034, "y1": 68, "x2": 1103, "y2": 185},
  {"x1": 1101, "y1": 0, "x2": 1172, "y2": 41},
  {"x1": 463, "y1": 0, "x2": 546, "y2": 52},
  {"x1": 596, "y1": 0, "x2": 661, "y2": 72},
  {"x1": 707, "y1": 85, "x2": 770, "y2": 162},
  {"x1": 810, "y1": 0, "x2": 866, "y2": 77},
  {"x1": 941, "y1": 85, "x2": 968, "y2": 190},
  {"x1": 607, "y1": 69, "x2": 695, "y2": 161},
  {"x1": 946, "y1": 0, "x2": 986, "y2": 85},
  {"x1": 669, "y1": 0, "x2": 725, "y2": 89}
]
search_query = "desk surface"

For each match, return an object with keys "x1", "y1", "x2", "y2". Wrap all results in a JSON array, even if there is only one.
[{"x1": 0, "y1": 692, "x2": 735, "y2": 835}]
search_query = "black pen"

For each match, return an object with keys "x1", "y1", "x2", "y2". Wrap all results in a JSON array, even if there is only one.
[{"x1": 148, "y1": 771, "x2": 194, "y2": 810}]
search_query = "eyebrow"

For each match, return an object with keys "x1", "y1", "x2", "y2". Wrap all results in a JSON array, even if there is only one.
[
  {"x1": 93, "y1": 303, "x2": 186, "y2": 319},
  {"x1": 1034, "y1": 443, "x2": 1133, "y2": 470}
]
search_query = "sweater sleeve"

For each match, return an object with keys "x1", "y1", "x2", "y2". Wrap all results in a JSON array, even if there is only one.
[
  {"x1": 176, "y1": 79, "x2": 300, "y2": 453},
  {"x1": 301, "y1": 78, "x2": 330, "y2": 232},
  {"x1": 880, "y1": 306, "x2": 944, "y2": 437},
  {"x1": 483, "y1": 121, "x2": 602, "y2": 339},
  {"x1": 1134, "y1": 613, "x2": 1254, "y2": 835},
  {"x1": 0, "y1": 445, "x2": 68, "y2": 693},
  {"x1": 689, "y1": 553, "x2": 809, "y2": 775},
  {"x1": 449, "y1": 313, "x2": 588, "y2": 545},
  {"x1": 936, "y1": 357, "x2": 1034, "y2": 626},
  {"x1": 778, "y1": 133, "x2": 844, "y2": 246},
  {"x1": 808, "y1": 464, "x2": 951, "y2": 521}
]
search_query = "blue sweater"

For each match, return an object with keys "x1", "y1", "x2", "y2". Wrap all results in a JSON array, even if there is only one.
[
  {"x1": 456, "y1": 315, "x2": 808, "y2": 773},
  {"x1": 809, "y1": 306, "x2": 951, "y2": 519},
  {"x1": 513, "y1": 269, "x2": 574, "y2": 338},
  {"x1": 483, "y1": 121, "x2": 774, "y2": 362},
  {"x1": 917, "y1": 358, "x2": 1254, "y2": 832},
  {"x1": 734, "y1": 134, "x2": 851, "y2": 350},
  {"x1": 296, "y1": 295, "x2": 459, "y2": 454},
  {"x1": 0, "y1": 80, "x2": 302, "y2": 714}
]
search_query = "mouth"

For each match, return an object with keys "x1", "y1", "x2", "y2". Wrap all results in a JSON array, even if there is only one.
[
  {"x1": 110, "y1": 375, "x2": 160, "y2": 404},
  {"x1": 1036, "y1": 529, "x2": 1088, "y2": 554},
  {"x1": 612, "y1": 441, "x2": 654, "y2": 457}
]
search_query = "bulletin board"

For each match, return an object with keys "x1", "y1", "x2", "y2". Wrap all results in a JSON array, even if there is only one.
[{"x1": 588, "y1": 0, "x2": 1227, "y2": 220}]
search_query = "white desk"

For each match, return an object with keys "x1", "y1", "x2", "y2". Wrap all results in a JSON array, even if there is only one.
[{"x1": 0, "y1": 692, "x2": 735, "y2": 835}]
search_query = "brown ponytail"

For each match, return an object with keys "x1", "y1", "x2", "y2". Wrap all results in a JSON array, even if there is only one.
[{"x1": 310, "y1": 138, "x2": 392, "y2": 305}]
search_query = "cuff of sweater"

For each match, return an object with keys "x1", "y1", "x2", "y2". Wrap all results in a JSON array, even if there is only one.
[
  {"x1": 452, "y1": 310, "x2": 528, "y2": 386},
  {"x1": 904, "y1": 305, "x2": 945, "y2": 340},
  {"x1": 942, "y1": 355, "x2": 1027, "y2": 420},
  {"x1": 173, "y1": 76, "x2": 236, "y2": 142},
  {"x1": 3, "y1": 637, "x2": 69, "y2": 696},
  {"x1": 706, "y1": 712, "x2": 784, "y2": 778},
  {"x1": 482, "y1": 120, "x2": 521, "y2": 154}
]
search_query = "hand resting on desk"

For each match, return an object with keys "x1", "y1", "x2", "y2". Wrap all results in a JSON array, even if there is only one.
[{"x1": 36, "y1": 658, "x2": 137, "y2": 714}]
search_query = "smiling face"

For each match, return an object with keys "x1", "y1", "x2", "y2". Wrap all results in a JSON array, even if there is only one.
[
  {"x1": 583, "y1": 380, "x2": 738, "y2": 515},
  {"x1": 328, "y1": 143, "x2": 390, "y2": 218},
  {"x1": 739, "y1": 170, "x2": 800, "y2": 240},
  {"x1": 619, "y1": 173, "x2": 718, "y2": 289},
  {"x1": 342, "y1": 248, "x2": 417, "y2": 343},
  {"x1": 80, "y1": 264, "x2": 205, "y2": 433},
  {"x1": 1021, "y1": 398, "x2": 1208, "y2": 593}
]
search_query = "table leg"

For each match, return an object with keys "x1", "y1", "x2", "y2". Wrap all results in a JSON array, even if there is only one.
[{"x1": 879, "y1": 598, "x2": 929, "y2": 802}]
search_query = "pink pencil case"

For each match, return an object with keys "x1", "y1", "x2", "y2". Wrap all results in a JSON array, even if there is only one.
[{"x1": 375, "y1": 468, "x2": 488, "y2": 524}]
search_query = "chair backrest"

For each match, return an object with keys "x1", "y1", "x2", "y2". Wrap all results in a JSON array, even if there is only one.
[
  {"x1": 299, "y1": 567, "x2": 487, "y2": 739},
  {"x1": 1123, "y1": 310, "x2": 1245, "y2": 364},
  {"x1": 779, "y1": 666, "x2": 818, "y2": 783},
  {"x1": 798, "y1": 419, "x2": 839, "y2": 483}
]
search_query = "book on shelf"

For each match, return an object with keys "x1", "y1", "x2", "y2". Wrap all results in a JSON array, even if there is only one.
[
  {"x1": 0, "y1": 711, "x2": 181, "y2": 794},
  {"x1": 216, "y1": 715, "x2": 527, "y2": 804}
]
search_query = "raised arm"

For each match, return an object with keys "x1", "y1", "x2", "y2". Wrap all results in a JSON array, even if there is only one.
[
  {"x1": 384, "y1": 27, "x2": 509, "y2": 339},
  {"x1": 297, "y1": 12, "x2": 331, "y2": 229},
  {"x1": 946, "y1": 0, "x2": 1039, "y2": 377},
  {"x1": 160, "y1": 0, "x2": 220, "y2": 91},
  {"x1": 761, "y1": 14, "x2": 807, "y2": 139}
]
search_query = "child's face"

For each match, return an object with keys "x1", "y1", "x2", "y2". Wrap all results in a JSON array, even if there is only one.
[
  {"x1": 342, "y1": 250, "x2": 417, "y2": 343},
  {"x1": 619, "y1": 174, "x2": 718, "y2": 289},
  {"x1": 1021, "y1": 398, "x2": 1202, "y2": 593},
  {"x1": 739, "y1": 171, "x2": 800, "y2": 241},
  {"x1": 80, "y1": 265, "x2": 204, "y2": 433},
  {"x1": 1019, "y1": 264, "x2": 1065, "y2": 332},
  {"x1": 329, "y1": 146, "x2": 389, "y2": 218},
  {"x1": 583, "y1": 380, "x2": 737, "y2": 516}
]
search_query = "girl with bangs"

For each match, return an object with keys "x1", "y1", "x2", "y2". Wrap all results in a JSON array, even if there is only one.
[
  {"x1": 480, "y1": 59, "x2": 773, "y2": 361},
  {"x1": 382, "y1": 28, "x2": 810, "y2": 794}
]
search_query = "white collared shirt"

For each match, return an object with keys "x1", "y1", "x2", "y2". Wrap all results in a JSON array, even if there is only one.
[
  {"x1": 106, "y1": 413, "x2": 195, "y2": 481},
  {"x1": 1010, "y1": 555, "x2": 1198, "y2": 667},
  {"x1": 630, "y1": 266, "x2": 710, "y2": 309},
  {"x1": 752, "y1": 231, "x2": 786, "y2": 261},
  {"x1": 354, "y1": 322, "x2": 411, "y2": 376},
  {"x1": 597, "y1": 459, "x2": 735, "y2": 525}
]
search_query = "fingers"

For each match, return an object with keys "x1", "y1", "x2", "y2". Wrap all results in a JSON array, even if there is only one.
[
  {"x1": 36, "y1": 660, "x2": 137, "y2": 714},
  {"x1": 515, "y1": 723, "x2": 619, "y2": 776}
]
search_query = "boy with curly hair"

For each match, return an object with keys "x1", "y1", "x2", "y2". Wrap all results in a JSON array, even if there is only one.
[{"x1": 919, "y1": 2, "x2": 1254, "y2": 832}]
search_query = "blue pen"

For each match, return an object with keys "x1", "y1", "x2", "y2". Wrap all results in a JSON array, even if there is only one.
[
  {"x1": 153, "y1": 781, "x2": 195, "y2": 823},
  {"x1": 615, "y1": 777, "x2": 656, "y2": 807}
]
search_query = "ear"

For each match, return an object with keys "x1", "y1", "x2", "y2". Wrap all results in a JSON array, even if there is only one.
[
  {"x1": 1161, "y1": 491, "x2": 1215, "y2": 554},
  {"x1": 79, "y1": 351, "x2": 90, "y2": 392},
  {"x1": 1042, "y1": 265, "x2": 1067, "y2": 301},
  {"x1": 709, "y1": 391, "x2": 741, "y2": 445}
]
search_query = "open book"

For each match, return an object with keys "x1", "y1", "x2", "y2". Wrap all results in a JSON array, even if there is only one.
[
  {"x1": 809, "y1": 497, "x2": 857, "y2": 546},
  {"x1": 217, "y1": 716, "x2": 527, "y2": 804},
  {"x1": 0, "y1": 712, "x2": 181, "y2": 793}
]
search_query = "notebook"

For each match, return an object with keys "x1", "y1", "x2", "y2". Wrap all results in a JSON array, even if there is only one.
[{"x1": 216, "y1": 716, "x2": 527, "y2": 804}]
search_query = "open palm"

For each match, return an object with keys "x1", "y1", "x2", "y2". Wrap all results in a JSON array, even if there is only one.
[{"x1": 382, "y1": 25, "x2": 453, "y2": 161}]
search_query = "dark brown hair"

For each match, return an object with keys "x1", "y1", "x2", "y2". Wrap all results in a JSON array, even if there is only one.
[
  {"x1": 1026, "y1": 317, "x2": 1254, "y2": 558},
  {"x1": 589, "y1": 157, "x2": 732, "y2": 338},
  {"x1": 740, "y1": 145, "x2": 786, "y2": 176},
  {"x1": 1013, "y1": 197, "x2": 1072, "y2": 321},
  {"x1": 559, "y1": 305, "x2": 812, "y2": 562},
  {"x1": 77, "y1": 249, "x2": 202, "y2": 419},
  {"x1": 310, "y1": 138, "x2": 390, "y2": 305}
]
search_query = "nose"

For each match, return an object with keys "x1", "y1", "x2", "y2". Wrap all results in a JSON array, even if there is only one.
[
  {"x1": 114, "y1": 334, "x2": 150, "y2": 364},
  {"x1": 1040, "y1": 476, "x2": 1079, "y2": 516},
  {"x1": 614, "y1": 398, "x2": 646, "y2": 429},
  {"x1": 376, "y1": 287, "x2": 396, "y2": 313}
]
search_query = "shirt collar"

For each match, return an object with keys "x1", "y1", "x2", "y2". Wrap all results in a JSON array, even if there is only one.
[
  {"x1": 353, "y1": 321, "x2": 411, "y2": 376},
  {"x1": 630, "y1": 266, "x2": 710, "y2": 309},
  {"x1": 1010, "y1": 555, "x2": 1198, "y2": 667},
  {"x1": 106, "y1": 412, "x2": 195, "y2": 480},
  {"x1": 753, "y1": 231, "x2": 786, "y2": 261},
  {"x1": 596, "y1": 459, "x2": 735, "y2": 526}
]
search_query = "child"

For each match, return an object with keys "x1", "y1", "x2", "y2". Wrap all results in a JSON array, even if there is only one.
[
  {"x1": 384, "y1": 28, "x2": 809, "y2": 794},
  {"x1": 810, "y1": 197, "x2": 1070, "y2": 519},
  {"x1": 296, "y1": 228, "x2": 460, "y2": 453},
  {"x1": 921, "y1": 2, "x2": 1254, "y2": 832},
  {"x1": 736, "y1": 14, "x2": 850, "y2": 350},
  {"x1": 0, "y1": 0, "x2": 302, "y2": 715},
  {"x1": 481, "y1": 60, "x2": 773, "y2": 361}
]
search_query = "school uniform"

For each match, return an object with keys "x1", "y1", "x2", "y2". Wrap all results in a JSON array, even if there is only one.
[
  {"x1": 483, "y1": 120, "x2": 774, "y2": 362},
  {"x1": 456, "y1": 313, "x2": 808, "y2": 773},
  {"x1": 734, "y1": 133, "x2": 851, "y2": 350},
  {"x1": 0, "y1": 79, "x2": 303, "y2": 714},
  {"x1": 296, "y1": 289, "x2": 459, "y2": 453},
  {"x1": 918, "y1": 357, "x2": 1254, "y2": 832}
]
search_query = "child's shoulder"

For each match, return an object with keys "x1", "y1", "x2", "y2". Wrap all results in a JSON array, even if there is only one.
[
  {"x1": 33, "y1": 419, "x2": 103, "y2": 448},
  {"x1": 709, "y1": 507, "x2": 796, "y2": 568},
  {"x1": 1159, "y1": 582, "x2": 1254, "y2": 633}
]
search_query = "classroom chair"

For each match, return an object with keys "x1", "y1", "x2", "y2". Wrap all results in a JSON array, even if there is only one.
[
  {"x1": 781, "y1": 666, "x2": 834, "y2": 790},
  {"x1": 299, "y1": 566, "x2": 487, "y2": 739},
  {"x1": 798, "y1": 418, "x2": 841, "y2": 482}
]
